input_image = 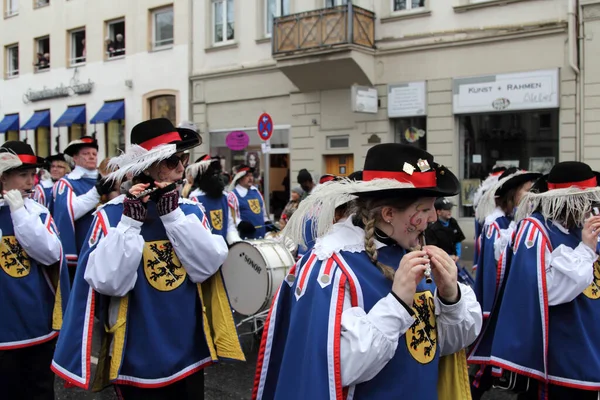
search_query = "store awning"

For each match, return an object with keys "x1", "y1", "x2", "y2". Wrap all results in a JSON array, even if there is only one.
[
  {"x1": 90, "y1": 101, "x2": 124, "y2": 124},
  {"x1": 21, "y1": 110, "x2": 50, "y2": 130},
  {"x1": 0, "y1": 114, "x2": 19, "y2": 133},
  {"x1": 54, "y1": 105, "x2": 86, "y2": 127}
]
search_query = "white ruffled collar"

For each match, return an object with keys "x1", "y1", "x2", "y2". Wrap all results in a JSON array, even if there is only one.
[{"x1": 313, "y1": 216, "x2": 386, "y2": 260}]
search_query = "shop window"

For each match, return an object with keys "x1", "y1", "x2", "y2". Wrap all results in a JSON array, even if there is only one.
[
  {"x1": 151, "y1": 6, "x2": 173, "y2": 50},
  {"x1": 69, "y1": 28, "x2": 86, "y2": 66},
  {"x1": 458, "y1": 110, "x2": 559, "y2": 217},
  {"x1": 68, "y1": 123, "x2": 86, "y2": 142},
  {"x1": 393, "y1": 0, "x2": 425, "y2": 11},
  {"x1": 394, "y1": 117, "x2": 426, "y2": 150},
  {"x1": 149, "y1": 95, "x2": 176, "y2": 126},
  {"x1": 5, "y1": 130, "x2": 19, "y2": 141},
  {"x1": 35, "y1": 126, "x2": 50, "y2": 158},
  {"x1": 34, "y1": 36, "x2": 50, "y2": 72},
  {"x1": 212, "y1": 0, "x2": 234, "y2": 44},
  {"x1": 106, "y1": 18, "x2": 125, "y2": 58},
  {"x1": 5, "y1": 44, "x2": 18, "y2": 78},
  {"x1": 105, "y1": 119, "x2": 125, "y2": 157}
]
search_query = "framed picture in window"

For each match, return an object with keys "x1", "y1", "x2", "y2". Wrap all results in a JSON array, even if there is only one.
[
  {"x1": 529, "y1": 157, "x2": 555, "y2": 175},
  {"x1": 460, "y1": 179, "x2": 480, "y2": 207}
]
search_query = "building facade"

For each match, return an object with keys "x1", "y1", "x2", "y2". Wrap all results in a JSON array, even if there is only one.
[
  {"x1": 0, "y1": 0, "x2": 191, "y2": 160},
  {"x1": 190, "y1": 0, "x2": 600, "y2": 243}
]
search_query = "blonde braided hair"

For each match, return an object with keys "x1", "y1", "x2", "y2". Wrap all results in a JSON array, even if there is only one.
[{"x1": 361, "y1": 207, "x2": 395, "y2": 280}]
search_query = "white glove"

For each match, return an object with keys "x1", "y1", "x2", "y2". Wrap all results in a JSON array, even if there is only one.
[{"x1": 4, "y1": 190, "x2": 25, "y2": 213}]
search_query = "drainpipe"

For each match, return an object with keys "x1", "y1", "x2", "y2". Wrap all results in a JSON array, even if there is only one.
[
  {"x1": 577, "y1": 0, "x2": 586, "y2": 162},
  {"x1": 568, "y1": 0, "x2": 582, "y2": 161},
  {"x1": 187, "y1": 0, "x2": 194, "y2": 123}
]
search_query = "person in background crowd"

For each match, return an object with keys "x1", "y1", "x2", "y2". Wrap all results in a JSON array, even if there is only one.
[
  {"x1": 477, "y1": 162, "x2": 600, "y2": 399},
  {"x1": 52, "y1": 118, "x2": 244, "y2": 400},
  {"x1": 52, "y1": 137, "x2": 113, "y2": 281},
  {"x1": 255, "y1": 144, "x2": 481, "y2": 400},
  {"x1": 279, "y1": 187, "x2": 303, "y2": 229},
  {"x1": 297, "y1": 169, "x2": 315, "y2": 199},
  {"x1": 228, "y1": 164, "x2": 274, "y2": 239},
  {"x1": 0, "y1": 141, "x2": 70, "y2": 400},
  {"x1": 187, "y1": 154, "x2": 242, "y2": 245},
  {"x1": 425, "y1": 198, "x2": 465, "y2": 263},
  {"x1": 469, "y1": 167, "x2": 541, "y2": 399},
  {"x1": 98, "y1": 157, "x2": 122, "y2": 205},
  {"x1": 33, "y1": 153, "x2": 70, "y2": 213},
  {"x1": 472, "y1": 166, "x2": 507, "y2": 273}
]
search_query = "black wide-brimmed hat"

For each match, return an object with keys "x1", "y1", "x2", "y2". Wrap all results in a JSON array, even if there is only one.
[
  {"x1": 229, "y1": 163, "x2": 255, "y2": 190},
  {"x1": 186, "y1": 154, "x2": 222, "y2": 182},
  {"x1": 106, "y1": 118, "x2": 202, "y2": 182},
  {"x1": 530, "y1": 161, "x2": 600, "y2": 193},
  {"x1": 494, "y1": 167, "x2": 542, "y2": 198},
  {"x1": 46, "y1": 153, "x2": 67, "y2": 164},
  {"x1": 0, "y1": 141, "x2": 45, "y2": 174},
  {"x1": 354, "y1": 143, "x2": 459, "y2": 197},
  {"x1": 176, "y1": 121, "x2": 202, "y2": 150},
  {"x1": 64, "y1": 136, "x2": 99, "y2": 157}
]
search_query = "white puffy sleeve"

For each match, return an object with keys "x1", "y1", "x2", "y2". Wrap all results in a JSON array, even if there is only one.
[
  {"x1": 160, "y1": 207, "x2": 229, "y2": 283},
  {"x1": 84, "y1": 216, "x2": 144, "y2": 297},
  {"x1": 546, "y1": 243, "x2": 596, "y2": 306},
  {"x1": 11, "y1": 204, "x2": 61, "y2": 265},
  {"x1": 436, "y1": 283, "x2": 483, "y2": 356},
  {"x1": 71, "y1": 186, "x2": 101, "y2": 220}
]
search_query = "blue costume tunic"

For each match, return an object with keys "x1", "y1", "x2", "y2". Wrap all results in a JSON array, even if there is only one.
[
  {"x1": 0, "y1": 201, "x2": 70, "y2": 350},
  {"x1": 473, "y1": 212, "x2": 511, "y2": 319},
  {"x1": 33, "y1": 180, "x2": 55, "y2": 214},
  {"x1": 233, "y1": 187, "x2": 266, "y2": 239},
  {"x1": 488, "y1": 213, "x2": 600, "y2": 390},
  {"x1": 53, "y1": 175, "x2": 96, "y2": 268},
  {"x1": 253, "y1": 245, "x2": 440, "y2": 400},
  {"x1": 190, "y1": 191, "x2": 230, "y2": 239},
  {"x1": 52, "y1": 198, "x2": 244, "y2": 389}
]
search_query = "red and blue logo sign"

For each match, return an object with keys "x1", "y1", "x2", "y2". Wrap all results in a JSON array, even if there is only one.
[{"x1": 257, "y1": 113, "x2": 273, "y2": 141}]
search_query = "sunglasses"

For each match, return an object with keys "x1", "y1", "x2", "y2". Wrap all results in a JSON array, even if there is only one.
[{"x1": 163, "y1": 153, "x2": 190, "y2": 170}]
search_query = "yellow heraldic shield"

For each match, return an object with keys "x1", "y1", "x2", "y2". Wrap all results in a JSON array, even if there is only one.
[
  {"x1": 248, "y1": 199, "x2": 261, "y2": 214},
  {"x1": 210, "y1": 210, "x2": 224, "y2": 231},
  {"x1": 405, "y1": 291, "x2": 437, "y2": 364},
  {"x1": 143, "y1": 240, "x2": 187, "y2": 291},
  {"x1": 583, "y1": 260, "x2": 600, "y2": 300},
  {"x1": 1, "y1": 236, "x2": 31, "y2": 278}
]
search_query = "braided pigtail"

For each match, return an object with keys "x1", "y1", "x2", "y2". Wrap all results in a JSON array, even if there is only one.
[{"x1": 362, "y1": 209, "x2": 395, "y2": 281}]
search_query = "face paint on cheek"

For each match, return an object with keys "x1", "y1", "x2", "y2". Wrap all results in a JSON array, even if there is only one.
[{"x1": 406, "y1": 203, "x2": 425, "y2": 234}]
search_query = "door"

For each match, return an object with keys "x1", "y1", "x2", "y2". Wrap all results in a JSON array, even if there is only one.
[{"x1": 325, "y1": 154, "x2": 354, "y2": 177}]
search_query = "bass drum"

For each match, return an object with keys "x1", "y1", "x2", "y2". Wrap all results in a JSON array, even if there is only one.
[{"x1": 222, "y1": 239, "x2": 295, "y2": 316}]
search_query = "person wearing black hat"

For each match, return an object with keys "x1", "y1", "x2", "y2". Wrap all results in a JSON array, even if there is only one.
[
  {"x1": 0, "y1": 141, "x2": 70, "y2": 400},
  {"x1": 186, "y1": 154, "x2": 241, "y2": 245},
  {"x1": 52, "y1": 118, "x2": 244, "y2": 399},
  {"x1": 254, "y1": 144, "x2": 482, "y2": 399},
  {"x1": 228, "y1": 164, "x2": 274, "y2": 239},
  {"x1": 297, "y1": 168, "x2": 315, "y2": 199},
  {"x1": 33, "y1": 153, "x2": 70, "y2": 213},
  {"x1": 52, "y1": 136, "x2": 113, "y2": 280},
  {"x1": 471, "y1": 161, "x2": 600, "y2": 399}
]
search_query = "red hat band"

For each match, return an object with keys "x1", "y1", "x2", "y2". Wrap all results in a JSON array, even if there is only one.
[
  {"x1": 548, "y1": 176, "x2": 597, "y2": 190},
  {"x1": 362, "y1": 170, "x2": 437, "y2": 188},
  {"x1": 138, "y1": 131, "x2": 182, "y2": 151}
]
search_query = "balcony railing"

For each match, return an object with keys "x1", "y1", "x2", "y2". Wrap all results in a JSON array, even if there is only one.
[{"x1": 272, "y1": 4, "x2": 375, "y2": 56}]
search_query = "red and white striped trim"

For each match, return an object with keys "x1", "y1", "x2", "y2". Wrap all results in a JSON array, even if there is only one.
[
  {"x1": 253, "y1": 286, "x2": 282, "y2": 399},
  {"x1": 295, "y1": 254, "x2": 318, "y2": 300},
  {"x1": 114, "y1": 357, "x2": 213, "y2": 388},
  {"x1": 0, "y1": 330, "x2": 58, "y2": 350}
]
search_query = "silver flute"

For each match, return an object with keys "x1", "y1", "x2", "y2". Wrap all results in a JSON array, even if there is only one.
[
  {"x1": 0, "y1": 189, "x2": 33, "y2": 199},
  {"x1": 133, "y1": 179, "x2": 186, "y2": 200},
  {"x1": 420, "y1": 233, "x2": 432, "y2": 284}
]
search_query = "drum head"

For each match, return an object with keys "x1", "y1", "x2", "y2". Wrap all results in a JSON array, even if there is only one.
[{"x1": 222, "y1": 242, "x2": 269, "y2": 316}]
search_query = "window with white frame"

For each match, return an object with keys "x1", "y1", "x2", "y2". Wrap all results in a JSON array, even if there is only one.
[
  {"x1": 5, "y1": 0, "x2": 18, "y2": 16},
  {"x1": 152, "y1": 7, "x2": 174, "y2": 50},
  {"x1": 5, "y1": 44, "x2": 18, "y2": 77},
  {"x1": 325, "y1": 0, "x2": 347, "y2": 7},
  {"x1": 265, "y1": 0, "x2": 289, "y2": 36},
  {"x1": 34, "y1": 36, "x2": 50, "y2": 71},
  {"x1": 212, "y1": 0, "x2": 234, "y2": 45},
  {"x1": 69, "y1": 28, "x2": 86, "y2": 65},
  {"x1": 393, "y1": 0, "x2": 425, "y2": 11},
  {"x1": 106, "y1": 18, "x2": 126, "y2": 57}
]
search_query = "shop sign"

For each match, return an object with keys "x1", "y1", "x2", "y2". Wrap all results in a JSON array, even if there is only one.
[
  {"x1": 387, "y1": 81, "x2": 427, "y2": 118},
  {"x1": 22, "y1": 79, "x2": 95, "y2": 103},
  {"x1": 452, "y1": 69, "x2": 559, "y2": 114},
  {"x1": 352, "y1": 85, "x2": 378, "y2": 114}
]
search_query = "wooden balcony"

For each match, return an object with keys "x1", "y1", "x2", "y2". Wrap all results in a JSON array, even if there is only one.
[{"x1": 272, "y1": 4, "x2": 376, "y2": 92}]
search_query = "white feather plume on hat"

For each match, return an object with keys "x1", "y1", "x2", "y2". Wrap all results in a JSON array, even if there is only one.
[
  {"x1": 475, "y1": 170, "x2": 528, "y2": 223},
  {"x1": 473, "y1": 174, "x2": 500, "y2": 211},
  {"x1": 105, "y1": 144, "x2": 177, "y2": 183},
  {"x1": 515, "y1": 186, "x2": 600, "y2": 225},
  {"x1": 282, "y1": 178, "x2": 415, "y2": 247},
  {"x1": 186, "y1": 159, "x2": 214, "y2": 182},
  {"x1": 228, "y1": 169, "x2": 249, "y2": 192},
  {"x1": 0, "y1": 151, "x2": 22, "y2": 175}
]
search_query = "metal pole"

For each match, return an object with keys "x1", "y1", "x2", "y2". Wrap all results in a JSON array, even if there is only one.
[{"x1": 264, "y1": 142, "x2": 271, "y2": 220}]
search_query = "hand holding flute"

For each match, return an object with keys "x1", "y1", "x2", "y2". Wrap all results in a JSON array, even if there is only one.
[{"x1": 420, "y1": 243, "x2": 460, "y2": 303}]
